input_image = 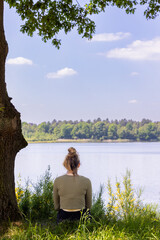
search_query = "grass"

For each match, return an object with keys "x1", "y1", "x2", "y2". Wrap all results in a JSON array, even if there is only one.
[
  {"x1": 1, "y1": 169, "x2": 160, "y2": 240},
  {"x1": 1, "y1": 214, "x2": 160, "y2": 240}
]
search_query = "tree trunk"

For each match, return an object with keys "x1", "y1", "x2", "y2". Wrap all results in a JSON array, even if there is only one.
[{"x1": 0, "y1": 0, "x2": 28, "y2": 221}]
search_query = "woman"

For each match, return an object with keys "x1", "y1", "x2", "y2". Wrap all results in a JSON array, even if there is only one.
[{"x1": 53, "y1": 147, "x2": 92, "y2": 223}]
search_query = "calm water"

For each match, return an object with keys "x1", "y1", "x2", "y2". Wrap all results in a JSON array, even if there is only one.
[{"x1": 15, "y1": 142, "x2": 160, "y2": 205}]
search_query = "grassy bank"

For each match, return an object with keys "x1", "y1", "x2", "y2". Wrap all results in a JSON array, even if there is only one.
[
  {"x1": 26, "y1": 138, "x2": 154, "y2": 143},
  {"x1": 1, "y1": 169, "x2": 160, "y2": 239},
  {"x1": 1, "y1": 214, "x2": 160, "y2": 240}
]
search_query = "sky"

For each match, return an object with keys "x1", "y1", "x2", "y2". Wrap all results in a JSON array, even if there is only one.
[{"x1": 4, "y1": 2, "x2": 160, "y2": 124}]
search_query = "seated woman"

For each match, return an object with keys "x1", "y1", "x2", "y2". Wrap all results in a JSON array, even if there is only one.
[{"x1": 53, "y1": 147, "x2": 92, "y2": 223}]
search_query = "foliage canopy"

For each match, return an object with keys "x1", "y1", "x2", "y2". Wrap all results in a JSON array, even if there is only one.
[
  {"x1": 5, "y1": 0, "x2": 160, "y2": 49},
  {"x1": 22, "y1": 118, "x2": 160, "y2": 141}
]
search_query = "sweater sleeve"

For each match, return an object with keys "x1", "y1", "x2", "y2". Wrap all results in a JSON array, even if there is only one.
[
  {"x1": 53, "y1": 178, "x2": 60, "y2": 211},
  {"x1": 85, "y1": 179, "x2": 92, "y2": 209}
]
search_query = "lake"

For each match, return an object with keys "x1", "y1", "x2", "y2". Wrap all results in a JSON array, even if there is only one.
[{"x1": 15, "y1": 142, "x2": 160, "y2": 206}]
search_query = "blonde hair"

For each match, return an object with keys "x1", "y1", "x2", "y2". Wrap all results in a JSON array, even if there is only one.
[{"x1": 63, "y1": 147, "x2": 80, "y2": 175}]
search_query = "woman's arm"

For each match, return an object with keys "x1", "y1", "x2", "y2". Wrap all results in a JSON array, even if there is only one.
[
  {"x1": 53, "y1": 179, "x2": 60, "y2": 210},
  {"x1": 85, "y1": 179, "x2": 92, "y2": 209}
]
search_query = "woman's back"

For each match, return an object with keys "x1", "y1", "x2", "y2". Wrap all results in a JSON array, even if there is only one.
[
  {"x1": 53, "y1": 147, "x2": 92, "y2": 223},
  {"x1": 54, "y1": 174, "x2": 92, "y2": 210}
]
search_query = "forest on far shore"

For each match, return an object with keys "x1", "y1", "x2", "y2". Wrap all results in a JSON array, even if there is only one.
[{"x1": 22, "y1": 118, "x2": 160, "y2": 142}]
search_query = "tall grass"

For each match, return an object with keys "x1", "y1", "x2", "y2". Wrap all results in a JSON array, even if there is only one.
[{"x1": 1, "y1": 168, "x2": 160, "y2": 239}]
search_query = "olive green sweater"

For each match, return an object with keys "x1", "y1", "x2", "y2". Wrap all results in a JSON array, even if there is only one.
[{"x1": 53, "y1": 175, "x2": 92, "y2": 210}]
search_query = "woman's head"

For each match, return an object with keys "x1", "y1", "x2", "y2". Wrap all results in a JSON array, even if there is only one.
[{"x1": 63, "y1": 147, "x2": 80, "y2": 175}]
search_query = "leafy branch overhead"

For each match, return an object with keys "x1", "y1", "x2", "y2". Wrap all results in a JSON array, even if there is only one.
[
  {"x1": 5, "y1": 0, "x2": 96, "y2": 49},
  {"x1": 85, "y1": 0, "x2": 160, "y2": 18},
  {"x1": 5, "y1": 0, "x2": 160, "y2": 49}
]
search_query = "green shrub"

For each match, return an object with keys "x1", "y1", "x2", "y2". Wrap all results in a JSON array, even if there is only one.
[{"x1": 16, "y1": 166, "x2": 56, "y2": 221}]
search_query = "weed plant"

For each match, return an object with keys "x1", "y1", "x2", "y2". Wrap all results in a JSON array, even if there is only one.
[
  {"x1": 2, "y1": 168, "x2": 159, "y2": 240},
  {"x1": 106, "y1": 170, "x2": 143, "y2": 221}
]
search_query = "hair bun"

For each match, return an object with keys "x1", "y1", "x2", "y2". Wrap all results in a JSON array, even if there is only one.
[{"x1": 68, "y1": 147, "x2": 76, "y2": 154}]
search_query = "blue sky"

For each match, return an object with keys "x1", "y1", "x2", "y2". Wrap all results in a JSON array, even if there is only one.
[{"x1": 4, "y1": 3, "x2": 160, "y2": 123}]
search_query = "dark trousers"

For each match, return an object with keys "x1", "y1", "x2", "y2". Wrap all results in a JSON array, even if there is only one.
[{"x1": 57, "y1": 209, "x2": 91, "y2": 223}]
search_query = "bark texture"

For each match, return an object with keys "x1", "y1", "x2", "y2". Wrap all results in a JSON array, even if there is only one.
[{"x1": 0, "y1": 0, "x2": 28, "y2": 221}]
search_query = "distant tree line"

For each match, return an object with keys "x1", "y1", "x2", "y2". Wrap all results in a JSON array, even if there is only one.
[{"x1": 22, "y1": 118, "x2": 160, "y2": 142}]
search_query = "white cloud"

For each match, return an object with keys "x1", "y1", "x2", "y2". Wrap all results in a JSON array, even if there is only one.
[
  {"x1": 47, "y1": 67, "x2": 77, "y2": 79},
  {"x1": 6, "y1": 57, "x2": 33, "y2": 65},
  {"x1": 131, "y1": 72, "x2": 139, "y2": 76},
  {"x1": 91, "y1": 32, "x2": 131, "y2": 42},
  {"x1": 128, "y1": 99, "x2": 138, "y2": 104},
  {"x1": 106, "y1": 37, "x2": 160, "y2": 60}
]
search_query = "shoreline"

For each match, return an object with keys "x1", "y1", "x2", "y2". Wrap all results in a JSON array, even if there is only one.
[{"x1": 26, "y1": 139, "x2": 160, "y2": 143}]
